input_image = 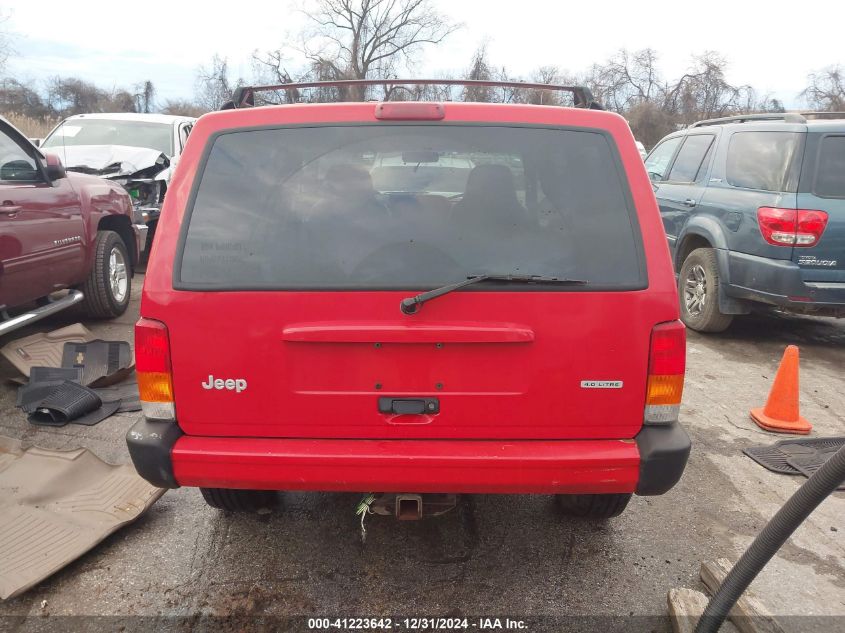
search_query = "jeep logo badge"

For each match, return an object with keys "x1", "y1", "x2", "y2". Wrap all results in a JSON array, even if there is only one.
[{"x1": 202, "y1": 375, "x2": 248, "y2": 393}]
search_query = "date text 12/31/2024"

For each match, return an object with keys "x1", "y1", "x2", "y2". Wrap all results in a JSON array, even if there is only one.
[{"x1": 307, "y1": 618, "x2": 528, "y2": 630}]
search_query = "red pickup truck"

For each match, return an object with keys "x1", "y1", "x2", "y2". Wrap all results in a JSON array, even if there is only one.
[{"x1": 0, "y1": 117, "x2": 140, "y2": 334}]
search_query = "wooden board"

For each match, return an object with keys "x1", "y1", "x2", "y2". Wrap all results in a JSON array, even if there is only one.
[
  {"x1": 700, "y1": 558, "x2": 786, "y2": 633},
  {"x1": 668, "y1": 587, "x2": 709, "y2": 633}
]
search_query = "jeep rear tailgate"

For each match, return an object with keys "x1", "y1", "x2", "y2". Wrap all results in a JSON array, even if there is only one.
[
  {"x1": 160, "y1": 119, "x2": 674, "y2": 441},
  {"x1": 164, "y1": 290, "x2": 659, "y2": 439}
]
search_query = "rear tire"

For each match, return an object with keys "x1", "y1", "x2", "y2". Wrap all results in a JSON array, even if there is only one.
[
  {"x1": 556, "y1": 493, "x2": 632, "y2": 519},
  {"x1": 679, "y1": 248, "x2": 733, "y2": 333},
  {"x1": 79, "y1": 230, "x2": 131, "y2": 318},
  {"x1": 200, "y1": 488, "x2": 279, "y2": 512}
]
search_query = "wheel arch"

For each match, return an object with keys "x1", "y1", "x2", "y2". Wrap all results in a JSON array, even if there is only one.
[
  {"x1": 97, "y1": 215, "x2": 137, "y2": 273},
  {"x1": 675, "y1": 219, "x2": 750, "y2": 316},
  {"x1": 674, "y1": 217, "x2": 728, "y2": 272}
]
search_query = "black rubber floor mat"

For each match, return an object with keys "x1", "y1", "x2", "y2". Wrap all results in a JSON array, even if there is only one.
[
  {"x1": 16, "y1": 368, "x2": 84, "y2": 414},
  {"x1": 787, "y1": 454, "x2": 845, "y2": 492},
  {"x1": 29, "y1": 367, "x2": 83, "y2": 384},
  {"x1": 66, "y1": 400, "x2": 120, "y2": 426},
  {"x1": 28, "y1": 381, "x2": 118, "y2": 427},
  {"x1": 744, "y1": 437, "x2": 845, "y2": 478},
  {"x1": 93, "y1": 381, "x2": 141, "y2": 413},
  {"x1": 18, "y1": 382, "x2": 64, "y2": 414},
  {"x1": 61, "y1": 340, "x2": 133, "y2": 387}
]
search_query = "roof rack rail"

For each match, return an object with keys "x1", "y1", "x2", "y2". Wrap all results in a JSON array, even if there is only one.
[
  {"x1": 690, "y1": 113, "x2": 807, "y2": 127},
  {"x1": 223, "y1": 79, "x2": 603, "y2": 111},
  {"x1": 800, "y1": 111, "x2": 845, "y2": 120}
]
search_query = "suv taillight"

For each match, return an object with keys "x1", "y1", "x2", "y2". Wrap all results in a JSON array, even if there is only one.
[
  {"x1": 645, "y1": 321, "x2": 686, "y2": 425},
  {"x1": 757, "y1": 207, "x2": 829, "y2": 247},
  {"x1": 136, "y1": 317, "x2": 174, "y2": 420}
]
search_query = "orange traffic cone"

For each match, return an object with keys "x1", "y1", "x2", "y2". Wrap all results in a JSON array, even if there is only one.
[{"x1": 750, "y1": 345, "x2": 811, "y2": 435}]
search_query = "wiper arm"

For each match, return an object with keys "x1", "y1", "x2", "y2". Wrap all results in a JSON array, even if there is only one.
[{"x1": 400, "y1": 274, "x2": 588, "y2": 315}]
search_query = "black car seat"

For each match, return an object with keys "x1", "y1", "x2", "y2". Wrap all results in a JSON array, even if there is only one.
[{"x1": 454, "y1": 164, "x2": 528, "y2": 230}]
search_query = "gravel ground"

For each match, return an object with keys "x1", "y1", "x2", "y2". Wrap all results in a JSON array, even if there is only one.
[{"x1": 0, "y1": 274, "x2": 842, "y2": 632}]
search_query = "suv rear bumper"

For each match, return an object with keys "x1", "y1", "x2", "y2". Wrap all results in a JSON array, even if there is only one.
[
  {"x1": 126, "y1": 420, "x2": 689, "y2": 496},
  {"x1": 727, "y1": 251, "x2": 845, "y2": 315}
]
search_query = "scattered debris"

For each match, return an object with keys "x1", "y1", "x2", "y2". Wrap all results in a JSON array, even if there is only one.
[
  {"x1": 0, "y1": 324, "x2": 93, "y2": 378},
  {"x1": 27, "y1": 381, "x2": 120, "y2": 427},
  {"x1": 0, "y1": 436, "x2": 164, "y2": 600},
  {"x1": 61, "y1": 340, "x2": 134, "y2": 387},
  {"x1": 667, "y1": 587, "x2": 710, "y2": 633},
  {"x1": 356, "y1": 493, "x2": 376, "y2": 543}
]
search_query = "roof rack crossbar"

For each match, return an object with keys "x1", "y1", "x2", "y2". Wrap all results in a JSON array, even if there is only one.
[
  {"x1": 800, "y1": 111, "x2": 845, "y2": 120},
  {"x1": 225, "y1": 79, "x2": 602, "y2": 110},
  {"x1": 690, "y1": 113, "x2": 807, "y2": 127}
]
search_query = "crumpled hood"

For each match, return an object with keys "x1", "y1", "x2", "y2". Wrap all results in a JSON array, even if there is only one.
[{"x1": 56, "y1": 144, "x2": 169, "y2": 178}]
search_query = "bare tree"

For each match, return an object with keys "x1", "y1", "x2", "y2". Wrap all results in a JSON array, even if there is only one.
[
  {"x1": 664, "y1": 52, "x2": 753, "y2": 124},
  {"x1": 195, "y1": 54, "x2": 242, "y2": 110},
  {"x1": 45, "y1": 77, "x2": 135, "y2": 116},
  {"x1": 161, "y1": 99, "x2": 208, "y2": 117},
  {"x1": 462, "y1": 43, "x2": 495, "y2": 102},
  {"x1": 801, "y1": 65, "x2": 845, "y2": 111},
  {"x1": 251, "y1": 49, "x2": 302, "y2": 103},
  {"x1": 625, "y1": 100, "x2": 677, "y2": 149},
  {"x1": 519, "y1": 66, "x2": 579, "y2": 106},
  {"x1": 256, "y1": 0, "x2": 459, "y2": 101},
  {"x1": 0, "y1": 10, "x2": 13, "y2": 76},
  {"x1": 0, "y1": 78, "x2": 51, "y2": 118},
  {"x1": 586, "y1": 48, "x2": 664, "y2": 113},
  {"x1": 134, "y1": 80, "x2": 156, "y2": 113}
]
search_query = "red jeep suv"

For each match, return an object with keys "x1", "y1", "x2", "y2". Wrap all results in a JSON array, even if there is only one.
[{"x1": 128, "y1": 80, "x2": 690, "y2": 519}]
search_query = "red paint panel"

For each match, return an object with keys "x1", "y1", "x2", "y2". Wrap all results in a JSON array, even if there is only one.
[
  {"x1": 142, "y1": 101, "x2": 681, "y2": 444},
  {"x1": 172, "y1": 437, "x2": 640, "y2": 494}
]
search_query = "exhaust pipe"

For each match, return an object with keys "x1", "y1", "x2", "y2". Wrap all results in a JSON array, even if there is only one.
[{"x1": 395, "y1": 494, "x2": 423, "y2": 520}]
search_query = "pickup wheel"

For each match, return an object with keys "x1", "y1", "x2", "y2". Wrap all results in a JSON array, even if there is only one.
[
  {"x1": 79, "y1": 230, "x2": 131, "y2": 318},
  {"x1": 200, "y1": 488, "x2": 279, "y2": 512},
  {"x1": 679, "y1": 248, "x2": 733, "y2": 333},
  {"x1": 556, "y1": 493, "x2": 631, "y2": 519}
]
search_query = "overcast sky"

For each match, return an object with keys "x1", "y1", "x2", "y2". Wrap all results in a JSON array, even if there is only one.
[{"x1": 4, "y1": 0, "x2": 843, "y2": 108}]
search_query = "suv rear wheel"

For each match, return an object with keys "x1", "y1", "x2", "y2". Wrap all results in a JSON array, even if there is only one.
[
  {"x1": 679, "y1": 248, "x2": 733, "y2": 333},
  {"x1": 79, "y1": 230, "x2": 131, "y2": 318},
  {"x1": 200, "y1": 487, "x2": 279, "y2": 512},
  {"x1": 556, "y1": 493, "x2": 631, "y2": 519}
]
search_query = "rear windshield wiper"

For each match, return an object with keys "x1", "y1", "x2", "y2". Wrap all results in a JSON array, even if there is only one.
[{"x1": 400, "y1": 274, "x2": 588, "y2": 314}]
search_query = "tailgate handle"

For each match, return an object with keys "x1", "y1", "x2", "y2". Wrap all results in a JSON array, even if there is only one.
[{"x1": 378, "y1": 397, "x2": 439, "y2": 415}]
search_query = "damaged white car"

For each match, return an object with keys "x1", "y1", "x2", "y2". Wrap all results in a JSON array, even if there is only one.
[{"x1": 41, "y1": 113, "x2": 196, "y2": 253}]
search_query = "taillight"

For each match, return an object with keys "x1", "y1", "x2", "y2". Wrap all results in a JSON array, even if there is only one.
[
  {"x1": 135, "y1": 317, "x2": 175, "y2": 420},
  {"x1": 645, "y1": 321, "x2": 686, "y2": 425},
  {"x1": 757, "y1": 207, "x2": 829, "y2": 247}
]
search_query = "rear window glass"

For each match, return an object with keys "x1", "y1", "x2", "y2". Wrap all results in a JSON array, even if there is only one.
[
  {"x1": 178, "y1": 125, "x2": 644, "y2": 290},
  {"x1": 726, "y1": 131, "x2": 800, "y2": 192},
  {"x1": 814, "y1": 135, "x2": 845, "y2": 198}
]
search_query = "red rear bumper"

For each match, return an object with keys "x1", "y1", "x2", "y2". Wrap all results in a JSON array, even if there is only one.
[{"x1": 171, "y1": 437, "x2": 640, "y2": 494}]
